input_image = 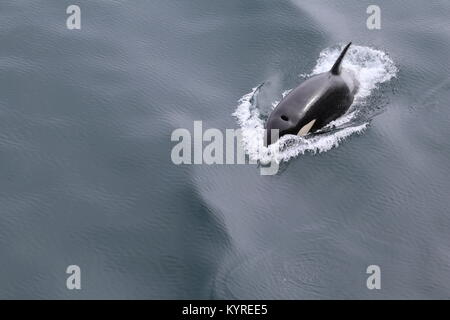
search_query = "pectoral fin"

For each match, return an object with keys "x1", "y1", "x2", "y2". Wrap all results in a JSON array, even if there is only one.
[{"x1": 297, "y1": 119, "x2": 316, "y2": 136}]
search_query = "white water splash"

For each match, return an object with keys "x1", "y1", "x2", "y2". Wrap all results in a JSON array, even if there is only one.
[
  {"x1": 282, "y1": 89, "x2": 293, "y2": 98},
  {"x1": 233, "y1": 44, "x2": 398, "y2": 164},
  {"x1": 310, "y1": 45, "x2": 398, "y2": 101}
]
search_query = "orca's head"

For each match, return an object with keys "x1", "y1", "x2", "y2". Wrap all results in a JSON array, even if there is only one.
[
  {"x1": 265, "y1": 110, "x2": 304, "y2": 146},
  {"x1": 265, "y1": 98, "x2": 320, "y2": 146}
]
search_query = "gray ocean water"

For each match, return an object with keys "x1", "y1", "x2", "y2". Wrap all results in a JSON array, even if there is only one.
[{"x1": 0, "y1": 0, "x2": 450, "y2": 299}]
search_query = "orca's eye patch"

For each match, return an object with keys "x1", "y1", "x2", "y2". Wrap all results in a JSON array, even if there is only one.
[{"x1": 281, "y1": 115, "x2": 289, "y2": 121}]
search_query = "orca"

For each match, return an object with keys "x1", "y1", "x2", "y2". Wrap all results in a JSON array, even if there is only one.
[{"x1": 265, "y1": 42, "x2": 359, "y2": 145}]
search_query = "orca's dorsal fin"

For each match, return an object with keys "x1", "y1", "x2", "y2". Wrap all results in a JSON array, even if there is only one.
[{"x1": 330, "y1": 42, "x2": 352, "y2": 75}]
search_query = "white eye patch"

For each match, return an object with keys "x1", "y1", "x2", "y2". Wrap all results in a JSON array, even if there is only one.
[{"x1": 297, "y1": 119, "x2": 316, "y2": 136}]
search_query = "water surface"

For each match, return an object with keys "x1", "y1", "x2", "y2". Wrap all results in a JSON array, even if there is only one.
[{"x1": 0, "y1": 0, "x2": 449, "y2": 299}]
